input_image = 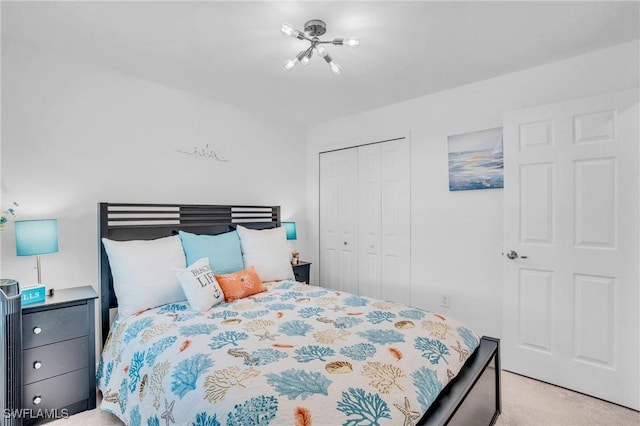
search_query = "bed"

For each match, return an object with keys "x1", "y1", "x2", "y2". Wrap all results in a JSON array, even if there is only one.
[{"x1": 97, "y1": 203, "x2": 501, "y2": 426}]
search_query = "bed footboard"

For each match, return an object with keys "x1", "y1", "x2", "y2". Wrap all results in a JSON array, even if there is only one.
[{"x1": 419, "y1": 336, "x2": 501, "y2": 426}]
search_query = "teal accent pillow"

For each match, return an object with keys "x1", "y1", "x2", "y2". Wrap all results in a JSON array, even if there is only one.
[{"x1": 178, "y1": 230, "x2": 244, "y2": 274}]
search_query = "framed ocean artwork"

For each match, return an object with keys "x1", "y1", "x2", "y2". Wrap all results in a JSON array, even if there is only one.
[{"x1": 448, "y1": 127, "x2": 504, "y2": 191}]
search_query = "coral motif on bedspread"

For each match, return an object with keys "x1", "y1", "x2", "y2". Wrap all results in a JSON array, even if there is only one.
[{"x1": 97, "y1": 281, "x2": 479, "y2": 425}]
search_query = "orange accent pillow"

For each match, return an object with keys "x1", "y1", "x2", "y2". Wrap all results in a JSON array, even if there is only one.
[{"x1": 215, "y1": 266, "x2": 267, "y2": 302}]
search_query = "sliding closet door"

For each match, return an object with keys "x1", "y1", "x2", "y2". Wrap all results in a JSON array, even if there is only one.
[
  {"x1": 379, "y1": 140, "x2": 411, "y2": 304},
  {"x1": 357, "y1": 144, "x2": 382, "y2": 298},
  {"x1": 357, "y1": 140, "x2": 411, "y2": 304},
  {"x1": 321, "y1": 139, "x2": 410, "y2": 300},
  {"x1": 319, "y1": 149, "x2": 358, "y2": 293}
]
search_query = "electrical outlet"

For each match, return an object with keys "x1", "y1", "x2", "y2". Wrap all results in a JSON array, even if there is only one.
[{"x1": 440, "y1": 294, "x2": 451, "y2": 308}]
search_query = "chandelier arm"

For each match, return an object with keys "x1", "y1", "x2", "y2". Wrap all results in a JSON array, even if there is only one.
[
  {"x1": 291, "y1": 29, "x2": 313, "y2": 42},
  {"x1": 304, "y1": 46, "x2": 314, "y2": 59}
]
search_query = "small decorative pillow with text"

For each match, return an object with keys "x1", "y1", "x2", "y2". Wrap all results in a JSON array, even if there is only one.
[
  {"x1": 174, "y1": 257, "x2": 225, "y2": 312},
  {"x1": 215, "y1": 266, "x2": 266, "y2": 302},
  {"x1": 101, "y1": 235, "x2": 187, "y2": 319},
  {"x1": 236, "y1": 225, "x2": 294, "y2": 282}
]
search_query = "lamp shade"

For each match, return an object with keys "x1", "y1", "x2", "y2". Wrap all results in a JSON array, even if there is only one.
[
  {"x1": 15, "y1": 219, "x2": 59, "y2": 256},
  {"x1": 282, "y1": 222, "x2": 297, "y2": 240}
]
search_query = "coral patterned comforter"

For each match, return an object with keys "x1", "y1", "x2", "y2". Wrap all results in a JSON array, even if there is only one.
[{"x1": 97, "y1": 281, "x2": 479, "y2": 426}]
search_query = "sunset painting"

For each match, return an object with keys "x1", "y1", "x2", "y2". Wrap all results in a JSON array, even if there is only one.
[{"x1": 448, "y1": 127, "x2": 504, "y2": 191}]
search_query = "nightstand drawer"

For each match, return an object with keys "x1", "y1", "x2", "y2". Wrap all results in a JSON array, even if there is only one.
[
  {"x1": 22, "y1": 304, "x2": 89, "y2": 349},
  {"x1": 293, "y1": 261, "x2": 311, "y2": 283},
  {"x1": 23, "y1": 337, "x2": 89, "y2": 385},
  {"x1": 23, "y1": 368, "x2": 89, "y2": 411}
]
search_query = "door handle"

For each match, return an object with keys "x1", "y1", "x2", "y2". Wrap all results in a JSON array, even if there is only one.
[{"x1": 505, "y1": 250, "x2": 528, "y2": 260}]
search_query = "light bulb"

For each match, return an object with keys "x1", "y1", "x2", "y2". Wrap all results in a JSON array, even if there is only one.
[
  {"x1": 343, "y1": 37, "x2": 360, "y2": 48},
  {"x1": 317, "y1": 45, "x2": 328, "y2": 57},
  {"x1": 329, "y1": 61, "x2": 342, "y2": 75},
  {"x1": 300, "y1": 56, "x2": 310, "y2": 66},
  {"x1": 281, "y1": 23, "x2": 297, "y2": 37},
  {"x1": 283, "y1": 57, "x2": 298, "y2": 71}
]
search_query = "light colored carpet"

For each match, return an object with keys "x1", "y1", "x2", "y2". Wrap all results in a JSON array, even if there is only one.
[
  {"x1": 495, "y1": 372, "x2": 639, "y2": 426},
  {"x1": 49, "y1": 371, "x2": 639, "y2": 425}
]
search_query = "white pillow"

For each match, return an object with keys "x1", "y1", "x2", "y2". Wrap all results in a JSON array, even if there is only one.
[
  {"x1": 174, "y1": 257, "x2": 225, "y2": 312},
  {"x1": 236, "y1": 225, "x2": 294, "y2": 282},
  {"x1": 102, "y1": 235, "x2": 187, "y2": 319}
]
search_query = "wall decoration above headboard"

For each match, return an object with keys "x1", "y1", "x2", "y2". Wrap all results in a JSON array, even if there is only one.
[{"x1": 175, "y1": 144, "x2": 228, "y2": 161}]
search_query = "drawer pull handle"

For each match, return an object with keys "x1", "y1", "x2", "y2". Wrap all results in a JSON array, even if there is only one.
[
  {"x1": 33, "y1": 361, "x2": 42, "y2": 370},
  {"x1": 33, "y1": 327, "x2": 42, "y2": 335},
  {"x1": 33, "y1": 396, "x2": 42, "y2": 405}
]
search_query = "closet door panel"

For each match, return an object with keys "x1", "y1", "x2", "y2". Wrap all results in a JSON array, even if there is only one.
[
  {"x1": 320, "y1": 149, "x2": 358, "y2": 292},
  {"x1": 380, "y1": 140, "x2": 411, "y2": 305},
  {"x1": 358, "y1": 144, "x2": 382, "y2": 299}
]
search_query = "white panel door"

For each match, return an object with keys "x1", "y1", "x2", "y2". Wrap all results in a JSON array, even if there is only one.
[
  {"x1": 358, "y1": 144, "x2": 382, "y2": 299},
  {"x1": 503, "y1": 89, "x2": 639, "y2": 409},
  {"x1": 379, "y1": 140, "x2": 411, "y2": 305},
  {"x1": 319, "y1": 148, "x2": 358, "y2": 293}
]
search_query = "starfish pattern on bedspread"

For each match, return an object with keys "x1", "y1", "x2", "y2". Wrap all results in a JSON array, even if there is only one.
[
  {"x1": 394, "y1": 396, "x2": 422, "y2": 426},
  {"x1": 452, "y1": 340, "x2": 470, "y2": 362},
  {"x1": 255, "y1": 331, "x2": 279, "y2": 341},
  {"x1": 160, "y1": 399, "x2": 175, "y2": 425}
]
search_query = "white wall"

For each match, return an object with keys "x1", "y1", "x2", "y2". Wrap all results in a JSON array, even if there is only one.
[
  {"x1": 0, "y1": 41, "x2": 308, "y2": 293},
  {"x1": 306, "y1": 40, "x2": 640, "y2": 338}
]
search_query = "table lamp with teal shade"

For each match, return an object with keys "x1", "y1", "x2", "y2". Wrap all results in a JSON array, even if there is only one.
[
  {"x1": 282, "y1": 221, "x2": 299, "y2": 264},
  {"x1": 15, "y1": 219, "x2": 58, "y2": 303},
  {"x1": 282, "y1": 221, "x2": 297, "y2": 240}
]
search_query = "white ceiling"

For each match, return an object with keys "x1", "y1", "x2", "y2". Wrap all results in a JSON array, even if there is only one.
[{"x1": 2, "y1": 1, "x2": 639, "y2": 127}]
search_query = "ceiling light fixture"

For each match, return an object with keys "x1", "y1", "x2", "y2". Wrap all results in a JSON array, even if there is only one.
[{"x1": 281, "y1": 19, "x2": 359, "y2": 75}]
